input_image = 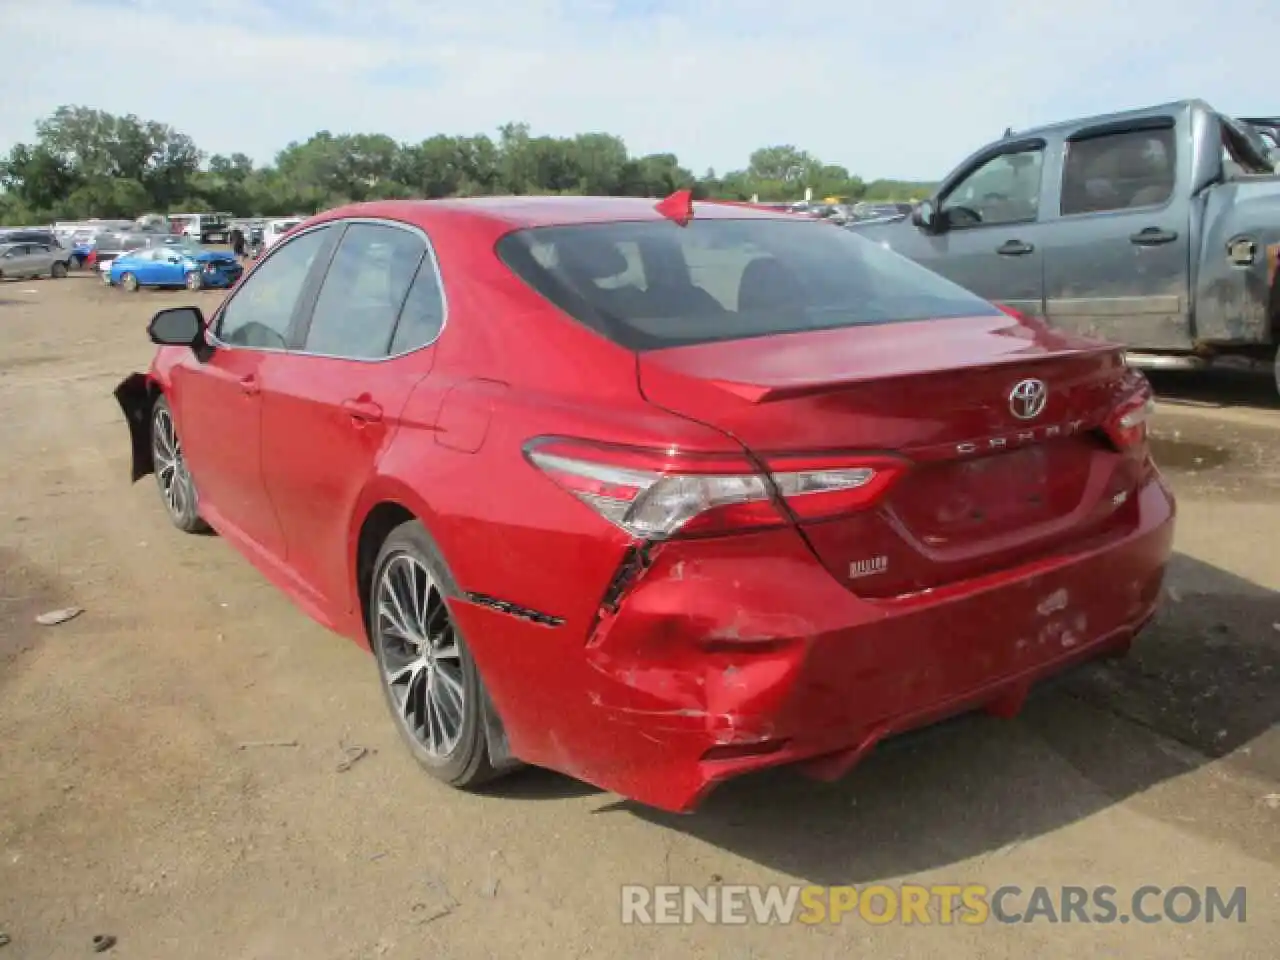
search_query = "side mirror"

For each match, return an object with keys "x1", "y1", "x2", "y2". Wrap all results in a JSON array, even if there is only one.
[
  {"x1": 148, "y1": 306, "x2": 206, "y2": 348},
  {"x1": 912, "y1": 199, "x2": 941, "y2": 233}
]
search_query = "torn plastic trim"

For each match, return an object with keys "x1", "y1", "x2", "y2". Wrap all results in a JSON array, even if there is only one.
[
  {"x1": 464, "y1": 592, "x2": 564, "y2": 627},
  {"x1": 584, "y1": 540, "x2": 658, "y2": 645},
  {"x1": 113, "y1": 372, "x2": 158, "y2": 482}
]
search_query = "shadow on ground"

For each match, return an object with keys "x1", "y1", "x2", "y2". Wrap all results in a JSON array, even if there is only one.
[
  {"x1": 557, "y1": 552, "x2": 1277, "y2": 883},
  {"x1": 1148, "y1": 368, "x2": 1279, "y2": 411}
]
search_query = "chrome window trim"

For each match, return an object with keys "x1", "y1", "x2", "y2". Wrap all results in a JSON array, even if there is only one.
[{"x1": 206, "y1": 216, "x2": 449, "y2": 363}]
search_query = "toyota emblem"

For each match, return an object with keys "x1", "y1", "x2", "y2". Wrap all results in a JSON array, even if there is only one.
[{"x1": 1008, "y1": 378, "x2": 1048, "y2": 420}]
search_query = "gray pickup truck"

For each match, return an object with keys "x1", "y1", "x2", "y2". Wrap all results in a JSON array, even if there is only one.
[{"x1": 847, "y1": 99, "x2": 1280, "y2": 393}]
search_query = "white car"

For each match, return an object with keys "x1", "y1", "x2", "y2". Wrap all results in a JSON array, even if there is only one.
[{"x1": 261, "y1": 218, "x2": 303, "y2": 252}]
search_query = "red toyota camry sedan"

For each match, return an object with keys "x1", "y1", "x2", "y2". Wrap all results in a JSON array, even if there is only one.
[{"x1": 115, "y1": 194, "x2": 1175, "y2": 812}]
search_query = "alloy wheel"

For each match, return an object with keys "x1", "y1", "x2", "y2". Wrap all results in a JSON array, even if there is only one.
[
  {"x1": 152, "y1": 405, "x2": 190, "y2": 520},
  {"x1": 374, "y1": 553, "x2": 466, "y2": 759}
]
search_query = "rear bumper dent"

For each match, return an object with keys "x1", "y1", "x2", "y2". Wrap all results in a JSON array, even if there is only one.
[{"x1": 453, "y1": 474, "x2": 1175, "y2": 813}]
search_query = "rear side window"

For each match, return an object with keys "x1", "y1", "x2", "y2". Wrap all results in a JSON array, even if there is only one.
[
  {"x1": 389, "y1": 258, "x2": 446, "y2": 354},
  {"x1": 495, "y1": 218, "x2": 1001, "y2": 350},
  {"x1": 303, "y1": 223, "x2": 426, "y2": 359},
  {"x1": 1061, "y1": 126, "x2": 1177, "y2": 215}
]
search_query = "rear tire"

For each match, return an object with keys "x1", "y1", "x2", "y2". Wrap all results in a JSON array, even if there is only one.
[
  {"x1": 51, "y1": 261, "x2": 68, "y2": 279},
  {"x1": 150, "y1": 395, "x2": 210, "y2": 534},
  {"x1": 369, "y1": 520, "x2": 499, "y2": 790},
  {"x1": 186, "y1": 270, "x2": 203, "y2": 291},
  {"x1": 121, "y1": 272, "x2": 139, "y2": 292}
]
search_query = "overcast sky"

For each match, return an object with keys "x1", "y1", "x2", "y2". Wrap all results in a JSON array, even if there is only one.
[{"x1": 1, "y1": 0, "x2": 1274, "y2": 182}]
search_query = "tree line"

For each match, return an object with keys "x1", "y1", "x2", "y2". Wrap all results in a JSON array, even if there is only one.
[{"x1": 0, "y1": 106, "x2": 935, "y2": 224}]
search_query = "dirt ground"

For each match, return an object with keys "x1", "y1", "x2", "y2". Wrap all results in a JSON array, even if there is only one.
[{"x1": 0, "y1": 273, "x2": 1277, "y2": 959}]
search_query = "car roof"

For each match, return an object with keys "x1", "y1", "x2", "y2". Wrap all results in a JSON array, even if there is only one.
[{"x1": 317, "y1": 195, "x2": 793, "y2": 230}]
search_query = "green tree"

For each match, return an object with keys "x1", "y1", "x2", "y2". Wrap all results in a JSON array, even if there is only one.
[{"x1": 0, "y1": 104, "x2": 938, "y2": 222}]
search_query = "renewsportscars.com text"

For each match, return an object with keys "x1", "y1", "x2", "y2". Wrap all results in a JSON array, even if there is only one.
[{"x1": 620, "y1": 883, "x2": 1248, "y2": 926}]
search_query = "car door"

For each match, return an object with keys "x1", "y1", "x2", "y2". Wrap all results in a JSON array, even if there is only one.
[
  {"x1": 5, "y1": 244, "x2": 34, "y2": 276},
  {"x1": 154, "y1": 250, "x2": 184, "y2": 286},
  {"x1": 31, "y1": 244, "x2": 56, "y2": 274},
  {"x1": 125, "y1": 249, "x2": 156, "y2": 283},
  {"x1": 1040, "y1": 118, "x2": 1191, "y2": 348},
  {"x1": 169, "y1": 223, "x2": 340, "y2": 561},
  {"x1": 260, "y1": 219, "x2": 444, "y2": 610},
  {"x1": 916, "y1": 140, "x2": 1049, "y2": 317}
]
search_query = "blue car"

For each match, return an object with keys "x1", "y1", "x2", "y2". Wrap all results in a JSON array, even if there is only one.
[{"x1": 109, "y1": 245, "x2": 243, "y2": 291}]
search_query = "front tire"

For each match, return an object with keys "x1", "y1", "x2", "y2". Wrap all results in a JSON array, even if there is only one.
[
  {"x1": 151, "y1": 396, "x2": 209, "y2": 533},
  {"x1": 370, "y1": 521, "x2": 498, "y2": 789},
  {"x1": 185, "y1": 270, "x2": 203, "y2": 291},
  {"x1": 51, "y1": 261, "x2": 68, "y2": 279},
  {"x1": 121, "y1": 272, "x2": 139, "y2": 292}
]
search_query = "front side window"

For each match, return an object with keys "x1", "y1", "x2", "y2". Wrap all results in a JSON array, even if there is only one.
[
  {"x1": 496, "y1": 217, "x2": 1002, "y2": 351},
  {"x1": 940, "y1": 147, "x2": 1044, "y2": 228},
  {"x1": 1060, "y1": 126, "x2": 1177, "y2": 215},
  {"x1": 218, "y1": 225, "x2": 334, "y2": 350},
  {"x1": 302, "y1": 223, "x2": 426, "y2": 359}
]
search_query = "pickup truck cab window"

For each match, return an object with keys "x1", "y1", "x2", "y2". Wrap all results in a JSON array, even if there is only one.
[
  {"x1": 1061, "y1": 127, "x2": 1177, "y2": 216},
  {"x1": 939, "y1": 147, "x2": 1044, "y2": 229}
]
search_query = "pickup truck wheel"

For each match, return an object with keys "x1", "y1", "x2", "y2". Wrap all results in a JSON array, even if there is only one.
[{"x1": 51, "y1": 261, "x2": 68, "y2": 279}]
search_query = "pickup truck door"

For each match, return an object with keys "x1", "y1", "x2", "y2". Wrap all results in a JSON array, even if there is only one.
[
  {"x1": 1041, "y1": 119, "x2": 1192, "y2": 349},
  {"x1": 2, "y1": 244, "x2": 34, "y2": 276},
  {"x1": 870, "y1": 140, "x2": 1049, "y2": 317}
]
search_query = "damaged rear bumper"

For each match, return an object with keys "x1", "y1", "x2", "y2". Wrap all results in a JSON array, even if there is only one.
[{"x1": 451, "y1": 472, "x2": 1176, "y2": 813}]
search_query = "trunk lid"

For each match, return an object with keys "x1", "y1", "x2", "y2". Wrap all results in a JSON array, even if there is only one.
[{"x1": 637, "y1": 314, "x2": 1144, "y2": 597}]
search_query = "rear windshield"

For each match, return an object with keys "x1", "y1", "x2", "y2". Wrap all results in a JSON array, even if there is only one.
[{"x1": 495, "y1": 218, "x2": 1000, "y2": 350}]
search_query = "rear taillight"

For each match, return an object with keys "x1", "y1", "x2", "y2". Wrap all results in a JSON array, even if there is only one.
[
  {"x1": 524, "y1": 438, "x2": 906, "y2": 540},
  {"x1": 1102, "y1": 383, "x2": 1155, "y2": 453}
]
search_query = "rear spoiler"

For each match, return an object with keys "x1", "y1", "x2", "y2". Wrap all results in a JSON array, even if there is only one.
[{"x1": 709, "y1": 342, "x2": 1125, "y2": 404}]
